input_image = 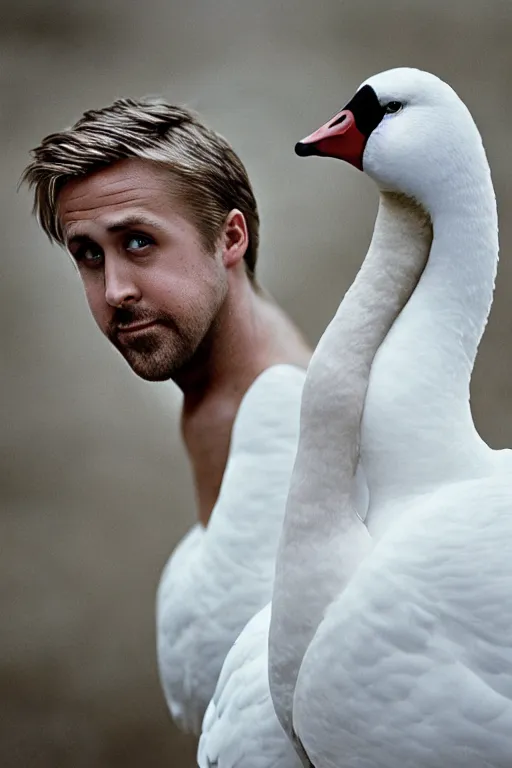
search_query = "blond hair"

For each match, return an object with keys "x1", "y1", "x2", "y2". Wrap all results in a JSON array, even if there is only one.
[{"x1": 22, "y1": 98, "x2": 260, "y2": 279}]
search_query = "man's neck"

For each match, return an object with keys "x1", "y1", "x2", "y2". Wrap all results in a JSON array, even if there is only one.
[{"x1": 178, "y1": 278, "x2": 311, "y2": 527}]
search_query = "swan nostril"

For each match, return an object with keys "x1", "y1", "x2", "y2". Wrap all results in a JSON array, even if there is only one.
[{"x1": 330, "y1": 113, "x2": 347, "y2": 128}]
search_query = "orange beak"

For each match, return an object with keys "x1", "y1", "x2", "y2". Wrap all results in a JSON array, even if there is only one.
[{"x1": 295, "y1": 108, "x2": 367, "y2": 170}]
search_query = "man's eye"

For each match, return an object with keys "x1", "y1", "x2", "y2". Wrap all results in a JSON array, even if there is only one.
[
  {"x1": 75, "y1": 246, "x2": 104, "y2": 266},
  {"x1": 126, "y1": 235, "x2": 153, "y2": 251}
]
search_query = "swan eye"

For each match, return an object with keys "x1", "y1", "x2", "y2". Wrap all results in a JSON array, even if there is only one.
[{"x1": 384, "y1": 101, "x2": 403, "y2": 114}]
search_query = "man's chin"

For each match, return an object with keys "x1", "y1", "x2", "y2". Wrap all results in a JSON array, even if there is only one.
[
  {"x1": 122, "y1": 356, "x2": 176, "y2": 382},
  {"x1": 109, "y1": 328, "x2": 203, "y2": 384},
  {"x1": 131, "y1": 367, "x2": 175, "y2": 383},
  {"x1": 117, "y1": 346, "x2": 191, "y2": 383}
]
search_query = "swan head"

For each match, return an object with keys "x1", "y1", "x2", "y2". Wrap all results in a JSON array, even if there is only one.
[{"x1": 295, "y1": 67, "x2": 487, "y2": 209}]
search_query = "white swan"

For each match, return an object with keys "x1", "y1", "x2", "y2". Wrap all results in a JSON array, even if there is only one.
[
  {"x1": 156, "y1": 364, "x2": 305, "y2": 734},
  {"x1": 269, "y1": 67, "x2": 512, "y2": 767},
  {"x1": 198, "y1": 603, "x2": 302, "y2": 767},
  {"x1": 197, "y1": 193, "x2": 432, "y2": 767}
]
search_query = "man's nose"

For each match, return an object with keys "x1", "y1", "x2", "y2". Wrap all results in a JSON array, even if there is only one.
[{"x1": 104, "y1": 257, "x2": 141, "y2": 307}]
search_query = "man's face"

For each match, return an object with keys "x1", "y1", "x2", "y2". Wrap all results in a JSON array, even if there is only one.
[{"x1": 58, "y1": 158, "x2": 228, "y2": 382}]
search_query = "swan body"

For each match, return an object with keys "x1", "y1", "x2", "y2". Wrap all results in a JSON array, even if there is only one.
[
  {"x1": 294, "y1": 474, "x2": 512, "y2": 768},
  {"x1": 156, "y1": 364, "x2": 305, "y2": 733},
  {"x1": 269, "y1": 68, "x2": 512, "y2": 767},
  {"x1": 198, "y1": 194, "x2": 431, "y2": 767},
  {"x1": 198, "y1": 603, "x2": 302, "y2": 768}
]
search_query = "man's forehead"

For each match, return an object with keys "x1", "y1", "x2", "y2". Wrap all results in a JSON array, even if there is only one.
[
  {"x1": 57, "y1": 159, "x2": 180, "y2": 235},
  {"x1": 59, "y1": 159, "x2": 167, "y2": 210}
]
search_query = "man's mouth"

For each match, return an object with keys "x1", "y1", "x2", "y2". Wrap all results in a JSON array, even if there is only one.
[{"x1": 116, "y1": 320, "x2": 158, "y2": 335}]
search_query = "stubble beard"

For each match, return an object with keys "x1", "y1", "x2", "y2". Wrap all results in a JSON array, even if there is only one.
[
  {"x1": 116, "y1": 325, "x2": 199, "y2": 381},
  {"x1": 109, "y1": 302, "x2": 223, "y2": 383}
]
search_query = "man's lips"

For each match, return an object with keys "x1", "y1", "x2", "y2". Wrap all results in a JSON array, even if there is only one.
[{"x1": 116, "y1": 320, "x2": 159, "y2": 335}]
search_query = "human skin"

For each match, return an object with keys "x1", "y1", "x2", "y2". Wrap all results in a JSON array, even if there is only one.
[{"x1": 57, "y1": 157, "x2": 311, "y2": 523}]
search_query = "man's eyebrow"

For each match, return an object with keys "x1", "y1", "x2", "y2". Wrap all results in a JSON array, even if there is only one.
[
  {"x1": 65, "y1": 214, "x2": 165, "y2": 244},
  {"x1": 105, "y1": 214, "x2": 165, "y2": 233}
]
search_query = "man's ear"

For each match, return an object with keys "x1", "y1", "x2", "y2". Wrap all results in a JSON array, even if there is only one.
[{"x1": 220, "y1": 209, "x2": 249, "y2": 270}]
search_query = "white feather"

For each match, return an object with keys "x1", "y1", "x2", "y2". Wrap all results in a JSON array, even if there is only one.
[{"x1": 156, "y1": 364, "x2": 306, "y2": 733}]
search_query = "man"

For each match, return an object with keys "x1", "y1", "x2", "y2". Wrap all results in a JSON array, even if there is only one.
[
  {"x1": 23, "y1": 98, "x2": 311, "y2": 732},
  {"x1": 23, "y1": 98, "x2": 311, "y2": 524}
]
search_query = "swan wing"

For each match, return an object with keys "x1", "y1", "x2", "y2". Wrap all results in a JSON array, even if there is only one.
[
  {"x1": 294, "y1": 477, "x2": 512, "y2": 768},
  {"x1": 199, "y1": 604, "x2": 302, "y2": 768},
  {"x1": 157, "y1": 365, "x2": 306, "y2": 733}
]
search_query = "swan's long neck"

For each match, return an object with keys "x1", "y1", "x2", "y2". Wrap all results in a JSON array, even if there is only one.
[
  {"x1": 268, "y1": 193, "x2": 432, "y2": 745},
  {"x1": 362, "y1": 150, "x2": 499, "y2": 501}
]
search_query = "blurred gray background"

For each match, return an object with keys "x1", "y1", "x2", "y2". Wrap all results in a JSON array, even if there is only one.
[{"x1": 3, "y1": 0, "x2": 512, "y2": 765}]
